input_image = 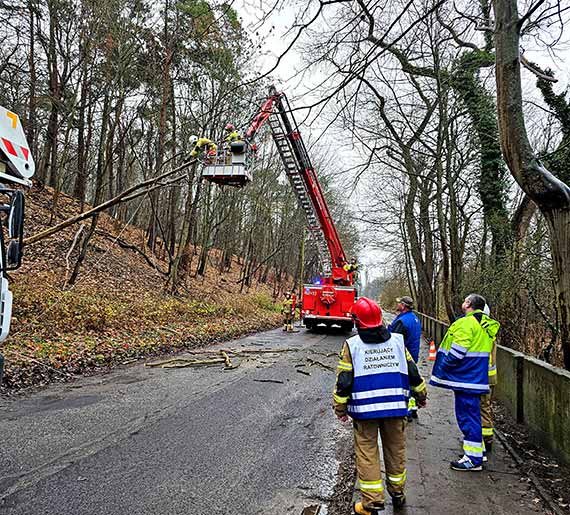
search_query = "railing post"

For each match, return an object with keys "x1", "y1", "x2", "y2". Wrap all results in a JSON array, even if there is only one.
[{"x1": 515, "y1": 354, "x2": 524, "y2": 423}]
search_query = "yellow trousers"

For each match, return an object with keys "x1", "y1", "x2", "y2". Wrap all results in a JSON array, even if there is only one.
[
  {"x1": 354, "y1": 417, "x2": 407, "y2": 508},
  {"x1": 481, "y1": 385, "x2": 495, "y2": 445}
]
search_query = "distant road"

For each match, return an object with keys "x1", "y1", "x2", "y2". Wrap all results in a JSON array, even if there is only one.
[{"x1": 0, "y1": 328, "x2": 350, "y2": 515}]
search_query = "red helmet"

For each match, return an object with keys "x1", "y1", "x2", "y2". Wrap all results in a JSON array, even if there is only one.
[
  {"x1": 350, "y1": 297, "x2": 382, "y2": 329},
  {"x1": 225, "y1": 123, "x2": 235, "y2": 131}
]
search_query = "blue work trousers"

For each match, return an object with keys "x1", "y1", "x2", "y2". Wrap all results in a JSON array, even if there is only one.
[{"x1": 454, "y1": 390, "x2": 484, "y2": 466}]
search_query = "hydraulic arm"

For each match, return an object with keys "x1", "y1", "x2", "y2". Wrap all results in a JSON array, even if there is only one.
[
  {"x1": 243, "y1": 87, "x2": 356, "y2": 331},
  {"x1": 245, "y1": 87, "x2": 353, "y2": 286}
]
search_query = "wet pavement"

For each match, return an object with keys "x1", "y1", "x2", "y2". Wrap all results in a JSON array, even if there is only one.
[
  {"x1": 0, "y1": 328, "x2": 553, "y2": 515},
  {"x1": 345, "y1": 349, "x2": 553, "y2": 515},
  {"x1": 0, "y1": 327, "x2": 347, "y2": 515}
]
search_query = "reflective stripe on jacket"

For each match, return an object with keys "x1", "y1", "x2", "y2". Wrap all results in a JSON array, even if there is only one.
[
  {"x1": 430, "y1": 310, "x2": 499, "y2": 394},
  {"x1": 346, "y1": 333, "x2": 409, "y2": 419}
]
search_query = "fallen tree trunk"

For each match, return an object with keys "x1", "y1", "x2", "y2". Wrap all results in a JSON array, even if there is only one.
[{"x1": 24, "y1": 159, "x2": 195, "y2": 246}]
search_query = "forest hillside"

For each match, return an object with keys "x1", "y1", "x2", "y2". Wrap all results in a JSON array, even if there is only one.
[{"x1": 1, "y1": 184, "x2": 283, "y2": 391}]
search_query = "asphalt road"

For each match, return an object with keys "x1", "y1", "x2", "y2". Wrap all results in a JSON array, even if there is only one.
[{"x1": 0, "y1": 328, "x2": 350, "y2": 515}]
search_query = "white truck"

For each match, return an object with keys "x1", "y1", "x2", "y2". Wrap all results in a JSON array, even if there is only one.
[{"x1": 0, "y1": 106, "x2": 35, "y2": 383}]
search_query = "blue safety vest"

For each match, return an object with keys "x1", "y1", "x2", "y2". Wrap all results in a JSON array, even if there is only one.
[
  {"x1": 347, "y1": 333, "x2": 409, "y2": 420},
  {"x1": 388, "y1": 310, "x2": 422, "y2": 362}
]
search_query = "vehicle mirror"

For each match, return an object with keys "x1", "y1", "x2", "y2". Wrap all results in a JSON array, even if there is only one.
[
  {"x1": 6, "y1": 240, "x2": 21, "y2": 268},
  {"x1": 8, "y1": 190, "x2": 24, "y2": 240}
]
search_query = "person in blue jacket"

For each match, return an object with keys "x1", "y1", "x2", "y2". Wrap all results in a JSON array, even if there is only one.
[
  {"x1": 430, "y1": 293, "x2": 500, "y2": 471},
  {"x1": 388, "y1": 296, "x2": 422, "y2": 419}
]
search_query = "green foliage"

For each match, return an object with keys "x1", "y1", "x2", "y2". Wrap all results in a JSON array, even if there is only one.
[
  {"x1": 451, "y1": 49, "x2": 511, "y2": 257},
  {"x1": 222, "y1": 3, "x2": 240, "y2": 31},
  {"x1": 250, "y1": 292, "x2": 280, "y2": 313},
  {"x1": 177, "y1": 0, "x2": 212, "y2": 20}
]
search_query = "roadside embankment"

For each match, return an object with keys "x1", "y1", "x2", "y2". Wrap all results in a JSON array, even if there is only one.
[
  {"x1": 2, "y1": 279, "x2": 281, "y2": 391},
  {"x1": 0, "y1": 186, "x2": 284, "y2": 392}
]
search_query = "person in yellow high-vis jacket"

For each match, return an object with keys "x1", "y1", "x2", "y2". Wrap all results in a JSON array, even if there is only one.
[
  {"x1": 189, "y1": 135, "x2": 217, "y2": 157},
  {"x1": 480, "y1": 303, "x2": 499, "y2": 456},
  {"x1": 281, "y1": 292, "x2": 294, "y2": 332},
  {"x1": 223, "y1": 123, "x2": 243, "y2": 144},
  {"x1": 333, "y1": 298, "x2": 427, "y2": 514}
]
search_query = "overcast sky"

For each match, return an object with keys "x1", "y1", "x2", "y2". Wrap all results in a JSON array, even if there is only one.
[{"x1": 235, "y1": 1, "x2": 570, "y2": 284}]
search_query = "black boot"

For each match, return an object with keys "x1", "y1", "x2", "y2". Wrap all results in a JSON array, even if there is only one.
[{"x1": 392, "y1": 494, "x2": 406, "y2": 509}]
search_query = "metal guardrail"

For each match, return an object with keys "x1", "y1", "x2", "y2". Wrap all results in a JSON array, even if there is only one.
[{"x1": 416, "y1": 312, "x2": 449, "y2": 347}]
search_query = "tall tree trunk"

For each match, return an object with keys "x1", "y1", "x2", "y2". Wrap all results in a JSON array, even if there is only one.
[
  {"x1": 166, "y1": 81, "x2": 178, "y2": 256},
  {"x1": 493, "y1": 0, "x2": 570, "y2": 369},
  {"x1": 27, "y1": 0, "x2": 38, "y2": 156},
  {"x1": 74, "y1": 24, "x2": 90, "y2": 208},
  {"x1": 147, "y1": 3, "x2": 172, "y2": 252},
  {"x1": 41, "y1": 0, "x2": 60, "y2": 186}
]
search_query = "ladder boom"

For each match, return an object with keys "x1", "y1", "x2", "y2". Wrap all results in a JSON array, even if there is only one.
[{"x1": 257, "y1": 89, "x2": 351, "y2": 285}]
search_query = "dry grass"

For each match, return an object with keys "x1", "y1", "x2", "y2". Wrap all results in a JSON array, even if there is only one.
[{"x1": 1, "y1": 185, "x2": 283, "y2": 391}]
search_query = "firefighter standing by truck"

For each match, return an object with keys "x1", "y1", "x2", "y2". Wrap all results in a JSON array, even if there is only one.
[
  {"x1": 333, "y1": 297, "x2": 427, "y2": 514},
  {"x1": 343, "y1": 258, "x2": 359, "y2": 281},
  {"x1": 282, "y1": 291, "x2": 294, "y2": 332}
]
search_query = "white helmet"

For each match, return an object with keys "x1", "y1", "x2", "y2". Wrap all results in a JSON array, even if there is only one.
[{"x1": 189, "y1": 135, "x2": 198, "y2": 144}]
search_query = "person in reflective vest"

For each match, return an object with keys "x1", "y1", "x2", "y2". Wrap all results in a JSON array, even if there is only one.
[
  {"x1": 343, "y1": 258, "x2": 359, "y2": 278},
  {"x1": 480, "y1": 303, "x2": 499, "y2": 456},
  {"x1": 388, "y1": 296, "x2": 422, "y2": 420},
  {"x1": 189, "y1": 135, "x2": 217, "y2": 157},
  {"x1": 223, "y1": 123, "x2": 243, "y2": 144},
  {"x1": 333, "y1": 297, "x2": 427, "y2": 514},
  {"x1": 430, "y1": 294, "x2": 500, "y2": 471},
  {"x1": 281, "y1": 292, "x2": 294, "y2": 332}
]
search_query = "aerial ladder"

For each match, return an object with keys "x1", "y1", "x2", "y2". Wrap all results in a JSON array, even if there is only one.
[
  {"x1": 202, "y1": 87, "x2": 357, "y2": 331},
  {"x1": 0, "y1": 107, "x2": 35, "y2": 382}
]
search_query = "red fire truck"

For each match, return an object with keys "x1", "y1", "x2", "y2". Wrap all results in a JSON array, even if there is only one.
[{"x1": 201, "y1": 87, "x2": 357, "y2": 331}]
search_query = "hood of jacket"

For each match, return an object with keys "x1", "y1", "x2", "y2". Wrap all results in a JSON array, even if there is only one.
[{"x1": 357, "y1": 325, "x2": 392, "y2": 343}]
